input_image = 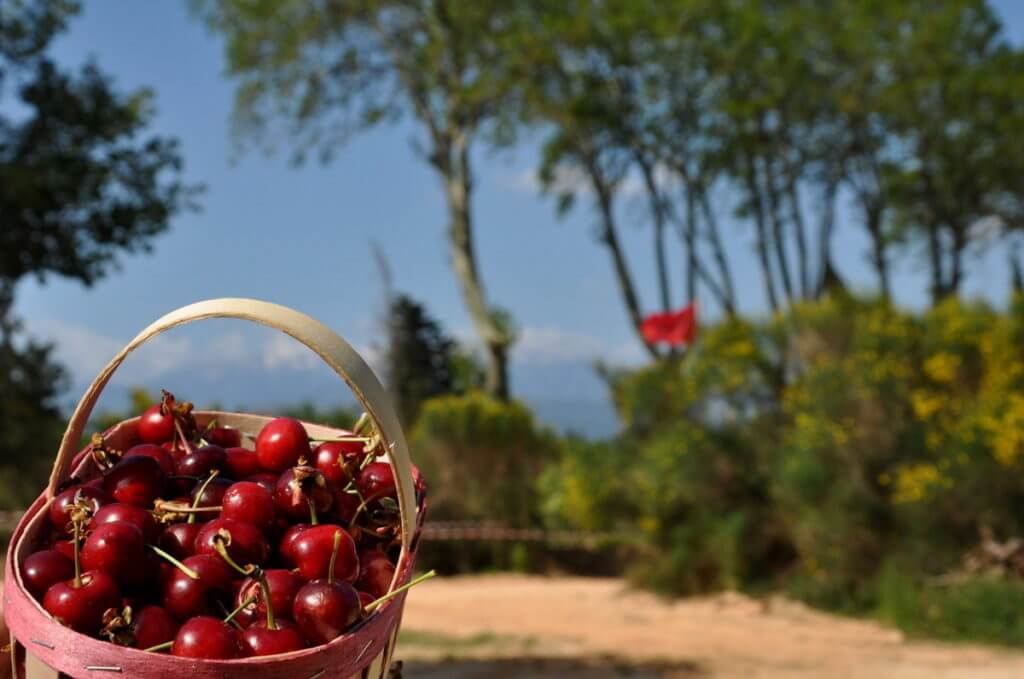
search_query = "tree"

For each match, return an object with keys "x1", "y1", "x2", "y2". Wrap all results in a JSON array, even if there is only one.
[
  {"x1": 0, "y1": 0, "x2": 193, "y2": 504},
  {"x1": 192, "y1": 0, "x2": 543, "y2": 400}
]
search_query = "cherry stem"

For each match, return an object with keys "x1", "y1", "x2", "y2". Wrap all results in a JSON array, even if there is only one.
[
  {"x1": 213, "y1": 538, "x2": 256, "y2": 577},
  {"x1": 258, "y1": 573, "x2": 277, "y2": 630},
  {"x1": 308, "y1": 498, "x2": 319, "y2": 526},
  {"x1": 143, "y1": 640, "x2": 174, "y2": 653},
  {"x1": 148, "y1": 544, "x2": 199, "y2": 579},
  {"x1": 72, "y1": 519, "x2": 82, "y2": 588},
  {"x1": 160, "y1": 503, "x2": 223, "y2": 514},
  {"x1": 223, "y1": 594, "x2": 258, "y2": 625},
  {"x1": 174, "y1": 419, "x2": 196, "y2": 456},
  {"x1": 364, "y1": 570, "x2": 437, "y2": 614},
  {"x1": 189, "y1": 469, "x2": 220, "y2": 525},
  {"x1": 352, "y1": 413, "x2": 370, "y2": 435},
  {"x1": 307, "y1": 435, "x2": 371, "y2": 443},
  {"x1": 327, "y1": 530, "x2": 342, "y2": 585},
  {"x1": 217, "y1": 600, "x2": 244, "y2": 629}
]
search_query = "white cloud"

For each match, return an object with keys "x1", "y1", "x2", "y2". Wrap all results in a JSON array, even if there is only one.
[
  {"x1": 511, "y1": 325, "x2": 646, "y2": 367},
  {"x1": 261, "y1": 334, "x2": 319, "y2": 371}
]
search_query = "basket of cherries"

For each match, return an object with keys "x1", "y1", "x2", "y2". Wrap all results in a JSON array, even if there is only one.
[{"x1": 3, "y1": 299, "x2": 428, "y2": 679}]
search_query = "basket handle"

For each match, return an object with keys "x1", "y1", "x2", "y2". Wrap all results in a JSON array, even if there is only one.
[{"x1": 46, "y1": 298, "x2": 418, "y2": 550}]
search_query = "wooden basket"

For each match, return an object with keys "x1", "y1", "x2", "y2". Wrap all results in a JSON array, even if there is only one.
[{"x1": 3, "y1": 298, "x2": 425, "y2": 678}]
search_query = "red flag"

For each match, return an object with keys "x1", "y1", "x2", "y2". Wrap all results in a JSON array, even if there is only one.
[{"x1": 640, "y1": 302, "x2": 698, "y2": 347}]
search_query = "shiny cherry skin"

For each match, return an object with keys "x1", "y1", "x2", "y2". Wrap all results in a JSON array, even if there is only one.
[
  {"x1": 81, "y1": 522, "x2": 147, "y2": 588},
  {"x1": 43, "y1": 570, "x2": 121, "y2": 634},
  {"x1": 158, "y1": 522, "x2": 203, "y2": 560},
  {"x1": 190, "y1": 477, "x2": 233, "y2": 508},
  {"x1": 355, "y1": 549, "x2": 396, "y2": 599},
  {"x1": 234, "y1": 569, "x2": 306, "y2": 626},
  {"x1": 288, "y1": 525, "x2": 358, "y2": 582},
  {"x1": 331, "y1": 486, "x2": 361, "y2": 523},
  {"x1": 225, "y1": 447, "x2": 261, "y2": 479},
  {"x1": 49, "y1": 485, "x2": 109, "y2": 533},
  {"x1": 278, "y1": 523, "x2": 312, "y2": 565},
  {"x1": 103, "y1": 456, "x2": 164, "y2": 507},
  {"x1": 205, "y1": 426, "x2": 242, "y2": 449},
  {"x1": 176, "y1": 445, "x2": 227, "y2": 479},
  {"x1": 171, "y1": 616, "x2": 243, "y2": 659},
  {"x1": 138, "y1": 404, "x2": 175, "y2": 444},
  {"x1": 291, "y1": 579, "x2": 362, "y2": 645},
  {"x1": 123, "y1": 444, "x2": 176, "y2": 476},
  {"x1": 356, "y1": 462, "x2": 397, "y2": 504},
  {"x1": 242, "y1": 619, "x2": 306, "y2": 656},
  {"x1": 52, "y1": 538, "x2": 76, "y2": 560},
  {"x1": 221, "y1": 481, "x2": 277, "y2": 532},
  {"x1": 161, "y1": 554, "x2": 234, "y2": 620},
  {"x1": 256, "y1": 418, "x2": 310, "y2": 472},
  {"x1": 274, "y1": 466, "x2": 333, "y2": 521},
  {"x1": 23, "y1": 549, "x2": 74, "y2": 600},
  {"x1": 313, "y1": 440, "x2": 365, "y2": 485},
  {"x1": 92, "y1": 503, "x2": 159, "y2": 542},
  {"x1": 244, "y1": 472, "x2": 279, "y2": 495},
  {"x1": 194, "y1": 518, "x2": 269, "y2": 566},
  {"x1": 357, "y1": 590, "x2": 374, "y2": 609},
  {"x1": 133, "y1": 605, "x2": 180, "y2": 649}
]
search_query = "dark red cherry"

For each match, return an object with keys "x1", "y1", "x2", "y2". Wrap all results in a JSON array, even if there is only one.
[
  {"x1": 81, "y1": 522, "x2": 146, "y2": 587},
  {"x1": 313, "y1": 440, "x2": 366, "y2": 485},
  {"x1": 357, "y1": 591, "x2": 374, "y2": 609},
  {"x1": 355, "y1": 549, "x2": 396, "y2": 599},
  {"x1": 234, "y1": 569, "x2": 305, "y2": 626},
  {"x1": 92, "y1": 503, "x2": 159, "y2": 542},
  {"x1": 52, "y1": 538, "x2": 76, "y2": 561},
  {"x1": 176, "y1": 445, "x2": 227, "y2": 479},
  {"x1": 221, "y1": 481, "x2": 276, "y2": 532},
  {"x1": 241, "y1": 619, "x2": 306, "y2": 656},
  {"x1": 160, "y1": 555, "x2": 234, "y2": 620},
  {"x1": 133, "y1": 605, "x2": 180, "y2": 649},
  {"x1": 161, "y1": 440, "x2": 189, "y2": 464},
  {"x1": 49, "y1": 485, "x2": 109, "y2": 533},
  {"x1": 123, "y1": 444, "x2": 175, "y2": 476},
  {"x1": 205, "y1": 426, "x2": 242, "y2": 449},
  {"x1": 43, "y1": 570, "x2": 121, "y2": 634},
  {"x1": 138, "y1": 404, "x2": 174, "y2": 444},
  {"x1": 288, "y1": 525, "x2": 358, "y2": 582},
  {"x1": 330, "y1": 486, "x2": 361, "y2": 523},
  {"x1": 158, "y1": 522, "x2": 203, "y2": 560},
  {"x1": 291, "y1": 579, "x2": 361, "y2": 645},
  {"x1": 103, "y1": 456, "x2": 164, "y2": 507},
  {"x1": 171, "y1": 616, "x2": 243, "y2": 659},
  {"x1": 274, "y1": 466, "x2": 333, "y2": 521},
  {"x1": 23, "y1": 549, "x2": 74, "y2": 600},
  {"x1": 278, "y1": 524, "x2": 312, "y2": 565},
  {"x1": 256, "y1": 418, "x2": 310, "y2": 472},
  {"x1": 190, "y1": 477, "x2": 232, "y2": 508},
  {"x1": 356, "y1": 462, "x2": 397, "y2": 504},
  {"x1": 194, "y1": 518, "x2": 269, "y2": 566},
  {"x1": 244, "y1": 472, "x2": 279, "y2": 495},
  {"x1": 225, "y1": 447, "x2": 261, "y2": 479}
]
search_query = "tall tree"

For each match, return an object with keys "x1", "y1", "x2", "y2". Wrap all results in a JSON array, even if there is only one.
[{"x1": 192, "y1": 0, "x2": 538, "y2": 400}]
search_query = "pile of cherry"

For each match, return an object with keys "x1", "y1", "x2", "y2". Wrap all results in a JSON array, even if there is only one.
[{"x1": 22, "y1": 391, "x2": 430, "y2": 660}]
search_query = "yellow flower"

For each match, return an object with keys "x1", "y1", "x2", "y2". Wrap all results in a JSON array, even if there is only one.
[{"x1": 924, "y1": 353, "x2": 961, "y2": 383}]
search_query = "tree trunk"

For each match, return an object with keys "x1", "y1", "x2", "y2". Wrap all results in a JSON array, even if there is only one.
[
  {"x1": 927, "y1": 225, "x2": 946, "y2": 304},
  {"x1": 638, "y1": 156, "x2": 672, "y2": 312},
  {"x1": 864, "y1": 203, "x2": 890, "y2": 301},
  {"x1": 815, "y1": 178, "x2": 840, "y2": 297},
  {"x1": 787, "y1": 176, "x2": 810, "y2": 299},
  {"x1": 761, "y1": 157, "x2": 795, "y2": 303},
  {"x1": 697, "y1": 188, "x2": 737, "y2": 315},
  {"x1": 444, "y1": 130, "x2": 510, "y2": 400},
  {"x1": 743, "y1": 157, "x2": 780, "y2": 311},
  {"x1": 684, "y1": 188, "x2": 698, "y2": 303},
  {"x1": 1011, "y1": 244, "x2": 1024, "y2": 295}
]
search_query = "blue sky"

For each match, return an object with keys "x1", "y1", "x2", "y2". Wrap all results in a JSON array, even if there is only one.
[{"x1": 10, "y1": 1, "x2": 1024, "y2": 434}]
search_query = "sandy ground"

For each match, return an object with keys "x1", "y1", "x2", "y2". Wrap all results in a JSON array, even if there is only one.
[{"x1": 397, "y1": 574, "x2": 1024, "y2": 679}]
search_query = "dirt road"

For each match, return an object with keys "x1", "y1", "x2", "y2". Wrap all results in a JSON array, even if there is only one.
[{"x1": 398, "y1": 574, "x2": 1024, "y2": 678}]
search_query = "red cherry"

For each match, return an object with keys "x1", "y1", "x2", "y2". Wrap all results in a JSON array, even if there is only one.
[
  {"x1": 171, "y1": 616, "x2": 243, "y2": 659},
  {"x1": 81, "y1": 522, "x2": 146, "y2": 588},
  {"x1": 356, "y1": 462, "x2": 397, "y2": 504},
  {"x1": 256, "y1": 418, "x2": 309, "y2": 472},
  {"x1": 52, "y1": 538, "x2": 76, "y2": 561},
  {"x1": 355, "y1": 549, "x2": 396, "y2": 599},
  {"x1": 205, "y1": 426, "x2": 242, "y2": 449},
  {"x1": 133, "y1": 605, "x2": 180, "y2": 649},
  {"x1": 291, "y1": 579, "x2": 361, "y2": 645},
  {"x1": 158, "y1": 522, "x2": 203, "y2": 561},
  {"x1": 330, "y1": 486, "x2": 361, "y2": 523},
  {"x1": 288, "y1": 525, "x2": 358, "y2": 582},
  {"x1": 43, "y1": 570, "x2": 121, "y2": 634},
  {"x1": 221, "y1": 481, "x2": 276, "y2": 532},
  {"x1": 244, "y1": 472, "x2": 279, "y2": 495},
  {"x1": 138, "y1": 404, "x2": 175, "y2": 444},
  {"x1": 278, "y1": 524, "x2": 312, "y2": 565},
  {"x1": 49, "y1": 485, "x2": 109, "y2": 533},
  {"x1": 313, "y1": 440, "x2": 365, "y2": 485},
  {"x1": 23, "y1": 549, "x2": 74, "y2": 600},
  {"x1": 103, "y1": 456, "x2": 164, "y2": 507},
  {"x1": 273, "y1": 466, "x2": 333, "y2": 521},
  {"x1": 92, "y1": 503, "x2": 159, "y2": 542},
  {"x1": 357, "y1": 591, "x2": 374, "y2": 609},
  {"x1": 161, "y1": 440, "x2": 189, "y2": 464},
  {"x1": 194, "y1": 518, "x2": 269, "y2": 566},
  {"x1": 123, "y1": 444, "x2": 175, "y2": 476},
  {"x1": 160, "y1": 555, "x2": 234, "y2": 620},
  {"x1": 175, "y1": 445, "x2": 227, "y2": 479},
  {"x1": 190, "y1": 477, "x2": 232, "y2": 508},
  {"x1": 225, "y1": 447, "x2": 261, "y2": 479},
  {"x1": 241, "y1": 619, "x2": 307, "y2": 656},
  {"x1": 234, "y1": 569, "x2": 305, "y2": 626}
]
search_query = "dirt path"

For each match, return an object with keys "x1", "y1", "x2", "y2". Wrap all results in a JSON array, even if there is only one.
[{"x1": 397, "y1": 574, "x2": 1024, "y2": 678}]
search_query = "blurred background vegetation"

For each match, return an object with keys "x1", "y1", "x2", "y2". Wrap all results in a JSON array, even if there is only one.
[{"x1": 6, "y1": 0, "x2": 1024, "y2": 650}]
